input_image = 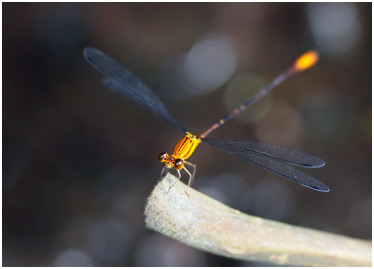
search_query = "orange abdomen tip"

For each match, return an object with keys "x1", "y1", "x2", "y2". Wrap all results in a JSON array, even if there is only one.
[{"x1": 294, "y1": 51, "x2": 319, "y2": 71}]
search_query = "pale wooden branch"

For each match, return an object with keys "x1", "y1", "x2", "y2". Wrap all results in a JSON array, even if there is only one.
[{"x1": 144, "y1": 173, "x2": 372, "y2": 266}]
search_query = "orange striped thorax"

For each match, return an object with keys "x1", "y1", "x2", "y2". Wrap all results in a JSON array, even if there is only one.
[{"x1": 158, "y1": 132, "x2": 201, "y2": 170}]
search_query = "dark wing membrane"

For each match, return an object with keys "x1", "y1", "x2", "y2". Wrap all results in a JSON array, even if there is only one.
[
  {"x1": 83, "y1": 47, "x2": 186, "y2": 132},
  {"x1": 202, "y1": 138, "x2": 329, "y2": 192},
  {"x1": 201, "y1": 139, "x2": 325, "y2": 168}
]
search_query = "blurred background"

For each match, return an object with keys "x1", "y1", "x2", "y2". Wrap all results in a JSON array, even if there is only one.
[{"x1": 3, "y1": 2, "x2": 371, "y2": 266}]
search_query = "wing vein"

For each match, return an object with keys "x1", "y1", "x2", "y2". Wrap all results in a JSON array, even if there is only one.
[{"x1": 202, "y1": 138, "x2": 329, "y2": 192}]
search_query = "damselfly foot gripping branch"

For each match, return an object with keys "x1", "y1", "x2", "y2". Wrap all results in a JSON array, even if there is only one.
[{"x1": 84, "y1": 48, "x2": 329, "y2": 192}]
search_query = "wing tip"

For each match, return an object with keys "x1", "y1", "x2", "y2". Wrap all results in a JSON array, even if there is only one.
[
  {"x1": 310, "y1": 183, "x2": 330, "y2": 192},
  {"x1": 316, "y1": 159, "x2": 326, "y2": 168},
  {"x1": 305, "y1": 159, "x2": 326, "y2": 168},
  {"x1": 83, "y1": 47, "x2": 93, "y2": 59},
  {"x1": 318, "y1": 186, "x2": 330, "y2": 192},
  {"x1": 83, "y1": 47, "x2": 104, "y2": 62}
]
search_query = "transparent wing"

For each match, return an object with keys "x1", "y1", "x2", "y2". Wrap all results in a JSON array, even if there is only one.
[
  {"x1": 202, "y1": 138, "x2": 329, "y2": 192},
  {"x1": 83, "y1": 47, "x2": 186, "y2": 132},
  {"x1": 202, "y1": 139, "x2": 325, "y2": 168}
]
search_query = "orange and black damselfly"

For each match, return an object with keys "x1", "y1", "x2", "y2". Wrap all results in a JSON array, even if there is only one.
[{"x1": 83, "y1": 48, "x2": 329, "y2": 192}]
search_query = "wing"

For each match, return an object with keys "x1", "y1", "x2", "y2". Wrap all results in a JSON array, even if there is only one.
[
  {"x1": 83, "y1": 47, "x2": 186, "y2": 132},
  {"x1": 202, "y1": 139, "x2": 325, "y2": 168},
  {"x1": 202, "y1": 138, "x2": 329, "y2": 192}
]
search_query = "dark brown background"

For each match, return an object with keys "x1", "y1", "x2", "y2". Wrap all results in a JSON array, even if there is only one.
[{"x1": 3, "y1": 2, "x2": 371, "y2": 266}]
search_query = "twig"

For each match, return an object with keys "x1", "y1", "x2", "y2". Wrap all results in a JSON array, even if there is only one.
[{"x1": 144, "y1": 173, "x2": 372, "y2": 266}]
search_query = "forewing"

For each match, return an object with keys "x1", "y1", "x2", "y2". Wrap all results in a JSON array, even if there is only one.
[
  {"x1": 83, "y1": 47, "x2": 186, "y2": 132},
  {"x1": 202, "y1": 139, "x2": 325, "y2": 168},
  {"x1": 202, "y1": 138, "x2": 329, "y2": 192}
]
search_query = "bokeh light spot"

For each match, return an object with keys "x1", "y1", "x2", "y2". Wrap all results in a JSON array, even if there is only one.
[
  {"x1": 54, "y1": 249, "x2": 94, "y2": 267},
  {"x1": 184, "y1": 33, "x2": 237, "y2": 93},
  {"x1": 307, "y1": 3, "x2": 361, "y2": 54}
]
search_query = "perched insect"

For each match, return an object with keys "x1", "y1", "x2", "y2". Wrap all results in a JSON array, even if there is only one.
[{"x1": 83, "y1": 48, "x2": 329, "y2": 192}]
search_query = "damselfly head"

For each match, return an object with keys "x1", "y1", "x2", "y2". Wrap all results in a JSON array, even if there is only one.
[{"x1": 158, "y1": 152, "x2": 185, "y2": 170}]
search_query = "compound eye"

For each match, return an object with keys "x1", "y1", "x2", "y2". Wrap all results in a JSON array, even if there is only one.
[
  {"x1": 158, "y1": 152, "x2": 168, "y2": 162},
  {"x1": 174, "y1": 159, "x2": 184, "y2": 170}
]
